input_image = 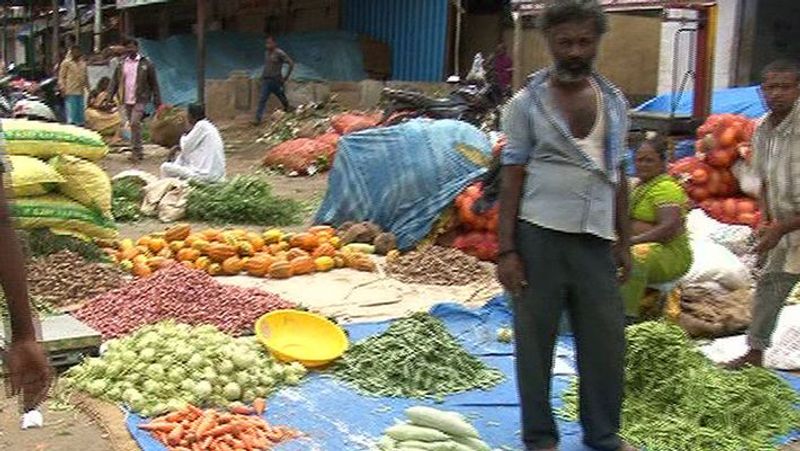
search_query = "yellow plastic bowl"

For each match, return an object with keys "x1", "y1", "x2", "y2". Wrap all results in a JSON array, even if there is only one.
[{"x1": 255, "y1": 309, "x2": 348, "y2": 368}]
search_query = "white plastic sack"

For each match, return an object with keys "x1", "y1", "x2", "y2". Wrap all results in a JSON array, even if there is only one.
[
  {"x1": 732, "y1": 159, "x2": 761, "y2": 198},
  {"x1": 681, "y1": 238, "x2": 753, "y2": 291},
  {"x1": 709, "y1": 224, "x2": 754, "y2": 256},
  {"x1": 766, "y1": 326, "x2": 800, "y2": 370},
  {"x1": 157, "y1": 183, "x2": 189, "y2": 223},
  {"x1": 687, "y1": 208, "x2": 723, "y2": 240},
  {"x1": 702, "y1": 305, "x2": 800, "y2": 371},
  {"x1": 141, "y1": 178, "x2": 188, "y2": 221},
  {"x1": 765, "y1": 305, "x2": 800, "y2": 370}
]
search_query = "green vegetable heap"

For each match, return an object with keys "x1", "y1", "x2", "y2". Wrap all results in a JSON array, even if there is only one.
[
  {"x1": 111, "y1": 178, "x2": 145, "y2": 223},
  {"x1": 559, "y1": 321, "x2": 800, "y2": 450},
  {"x1": 185, "y1": 175, "x2": 302, "y2": 226},
  {"x1": 333, "y1": 312, "x2": 503, "y2": 400},
  {"x1": 63, "y1": 321, "x2": 307, "y2": 417}
]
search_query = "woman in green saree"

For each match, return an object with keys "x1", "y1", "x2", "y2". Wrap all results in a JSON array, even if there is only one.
[{"x1": 622, "y1": 135, "x2": 693, "y2": 320}]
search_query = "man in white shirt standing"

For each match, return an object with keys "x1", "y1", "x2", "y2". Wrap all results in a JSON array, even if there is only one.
[{"x1": 160, "y1": 103, "x2": 226, "y2": 183}]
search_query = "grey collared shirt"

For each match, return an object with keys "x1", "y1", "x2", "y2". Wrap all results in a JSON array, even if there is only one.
[
  {"x1": 753, "y1": 100, "x2": 800, "y2": 273},
  {"x1": 501, "y1": 69, "x2": 629, "y2": 241}
]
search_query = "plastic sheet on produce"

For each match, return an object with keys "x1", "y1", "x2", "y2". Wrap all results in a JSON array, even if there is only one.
[
  {"x1": 314, "y1": 119, "x2": 492, "y2": 250},
  {"x1": 127, "y1": 296, "x2": 800, "y2": 451},
  {"x1": 636, "y1": 85, "x2": 766, "y2": 119}
]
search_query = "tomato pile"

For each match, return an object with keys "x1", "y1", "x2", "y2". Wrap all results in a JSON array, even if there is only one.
[
  {"x1": 669, "y1": 114, "x2": 760, "y2": 227},
  {"x1": 452, "y1": 183, "x2": 499, "y2": 261}
]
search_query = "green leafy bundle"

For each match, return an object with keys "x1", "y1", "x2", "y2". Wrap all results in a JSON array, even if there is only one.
[
  {"x1": 333, "y1": 312, "x2": 503, "y2": 400},
  {"x1": 111, "y1": 178, "x2": 145, "y2": 223},
  {"x1": 559, "y1": 322, "x2": 800, "y2": 450},
  {"x1": 185, "y1": 175, "x2": 302, "y2": 226}
]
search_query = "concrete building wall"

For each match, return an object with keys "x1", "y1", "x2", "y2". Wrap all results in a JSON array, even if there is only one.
[
  {"x1": 501, "y1": 14, "x2": 661, "y2": 104},
  {"x1": 205, "y1": 75, "x2": 449, "y2": 122}
]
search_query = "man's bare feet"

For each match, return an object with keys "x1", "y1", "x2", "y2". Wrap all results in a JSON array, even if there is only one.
[
  {"x1": 619, "y1": 442, "x2": 640, "y2": 451},
  {"x1": 724, "y1": 349, "x2": 764, "y2": 370}
]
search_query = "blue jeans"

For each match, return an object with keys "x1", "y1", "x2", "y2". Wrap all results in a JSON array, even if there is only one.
[
  {"x1": 255, "y1": 78, "x2": 290, "y2": 122},
  {"x1": 64, "y1": 95, "x2": 85, "y2": 125}
]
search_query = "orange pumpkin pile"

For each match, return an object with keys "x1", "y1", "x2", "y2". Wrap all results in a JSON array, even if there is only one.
[
  {"x1": 668, "y1": 114, "x2": 761, "y2": 227},
  {"x1": 452, "y1": 182, "x2": 499, "y2": 262},
  {"x1": 101, "y1": 224, "x2": 377, "y2": 279}
]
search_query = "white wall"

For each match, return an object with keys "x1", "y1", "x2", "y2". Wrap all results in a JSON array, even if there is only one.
[{"x1": 657, "y1": 0, "x2": 740, "y2": 95}]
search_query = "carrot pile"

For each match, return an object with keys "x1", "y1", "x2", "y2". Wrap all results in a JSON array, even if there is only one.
[{"x1": 138, "y1": 399, "x2": 300, "y2": 451}]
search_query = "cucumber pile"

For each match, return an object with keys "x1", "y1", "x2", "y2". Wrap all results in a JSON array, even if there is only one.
[{"x1": 378, "y1": 406, "x2": 490, "y2": 451}]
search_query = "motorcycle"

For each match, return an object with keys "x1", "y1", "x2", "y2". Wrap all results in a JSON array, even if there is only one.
[
  {"x1": 379, "y1": 54, "x2": 503, "y2": 129},
  {"x1": 0, "y1": 64, "x2": 60, "y2": 121}
]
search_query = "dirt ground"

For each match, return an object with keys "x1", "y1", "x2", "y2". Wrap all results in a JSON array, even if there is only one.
[{"x1": 2, "y1": 120, "x2": 799, "y2": 451}]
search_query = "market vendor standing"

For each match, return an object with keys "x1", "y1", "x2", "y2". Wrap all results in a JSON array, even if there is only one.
[
  {"x1": 161, "y1": 103, "x2": 226, "y2": 183},
  {"x1": 497, "y1": 1, "x2": 635, "y2": 450},
  {"x1": 0, "y1": 136, "x2": 53, "y2": 410},
  {"x1": 727, "y1": 59, "x2": 800, "y2": 369},
  {"x1": 108, "y1": 38, "x2": 162, "y2": 163},
  {"x1": 253, "y1": 36, "x2": 294, "y2": 125}
]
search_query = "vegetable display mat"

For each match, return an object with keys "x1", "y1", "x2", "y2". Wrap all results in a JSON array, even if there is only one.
[{"x1": 125, "y1": 296, "x2": 800, "y2": 450}]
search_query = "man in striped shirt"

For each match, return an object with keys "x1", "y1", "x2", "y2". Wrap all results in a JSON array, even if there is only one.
[{"x1": 728, "y1": 59, "x2": 800, "y2": 369}]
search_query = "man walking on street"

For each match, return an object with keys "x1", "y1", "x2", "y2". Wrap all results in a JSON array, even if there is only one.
[
  {"x1": 109, "y1": 38, "x2": 161, "y2": 162},
  {"x1": 497, "y1": 1, "x2": 635, "y2": 450},
  {"x1": 726, "y1": 59, "x2": 800, "y2": 369},
  {"x1": 253, "y1": 36, "x2": 294, "y2": 125},
  {"x1": 58, "y1": 45, "x2": 89, "y2": 126}
]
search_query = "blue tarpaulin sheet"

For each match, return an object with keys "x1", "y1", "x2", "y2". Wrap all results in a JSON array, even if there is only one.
[
  {"x1": 139, "y1": 30, "x2": 367, "y2": 106},
  {"x1": 314, "y1": 119, "x2": 492, "y2": 250},
  {"x1": 635, "y1": 86, "x2": 767, "y2": 119},
  {"x1": 126, "y1": 296, "x2": 800, "y2": 451}
]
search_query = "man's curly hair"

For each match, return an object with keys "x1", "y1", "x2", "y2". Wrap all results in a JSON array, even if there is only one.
[{"x1": 539, "y1": 0, "x2": 609, "y2": 35}]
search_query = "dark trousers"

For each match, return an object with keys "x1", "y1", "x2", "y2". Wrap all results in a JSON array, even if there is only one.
[
  {"x1": 513, "y1": 222, "x2": 625, "y2": 450},
  {"x1": 255, "y1": 77, "x2": 290, "y2": 122}
]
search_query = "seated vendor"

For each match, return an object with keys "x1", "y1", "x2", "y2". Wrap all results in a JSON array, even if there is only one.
[
  {"x1": 160, "y1": 103, "x2": 226, "y2": 184},
  {"x1": 85, "y1": 77, "x2": 122, "y2": 137},
  {"x1": 621, "y1": 135, "x2": 693, "y2": 320}
]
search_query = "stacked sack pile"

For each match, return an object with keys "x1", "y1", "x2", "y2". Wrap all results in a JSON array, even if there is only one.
[
  {"x1": 668, "y1": 114, "x2": 760, "y2": 227},
  {"x1": 262, "y1": 112, "x2": 380, "y2": 176},
  {"x1": 2, "y1": 119, "x2": 116, "y2": 240}
]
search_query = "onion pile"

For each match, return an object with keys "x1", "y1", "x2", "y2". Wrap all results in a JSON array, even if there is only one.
[{"x1": 73, "y1": 264, "x2": 294, "y2": 338}]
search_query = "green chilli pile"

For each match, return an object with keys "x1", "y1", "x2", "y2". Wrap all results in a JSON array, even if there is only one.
[
  {"x1": 559, "y1": 322, "x2": 800, "y2": 451},
  {"x1": 333, "y1": 312, "x2": 503, "y2": 400}
]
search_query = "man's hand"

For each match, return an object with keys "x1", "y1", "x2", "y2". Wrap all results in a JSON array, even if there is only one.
[
  {"x1": 613, "y1": 244, "x2": 632, "y2": 283},
  {"x1": 497, "y1": 252, "x2": 527, "y2": 299},
  {"x1": 4, "y1": 339, "x2": 52, "y2": 411},
  {"x1": 754, "y1": 222, "x2": 785, "y2": 255}
]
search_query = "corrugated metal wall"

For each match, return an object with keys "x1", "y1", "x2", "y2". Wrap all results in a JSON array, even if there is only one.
[{"x1": 342, "y1": 0, "x2": 449, "y2": 81}]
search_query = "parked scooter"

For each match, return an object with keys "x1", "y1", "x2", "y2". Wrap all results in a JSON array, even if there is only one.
[
  {"x1": 380, "y1": 54, "x2": 503, "y2": 128},
  {"x1": 0, "y1": 63, "x2": 60, "y2": 121}
]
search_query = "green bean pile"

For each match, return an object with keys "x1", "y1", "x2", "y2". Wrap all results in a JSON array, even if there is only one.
[
  {"x1": 559, "y1": 322, "x2": 800, "y2": 450},
  {"x1": 332, "y1": 312, "x2": 503, "y2": 400}
]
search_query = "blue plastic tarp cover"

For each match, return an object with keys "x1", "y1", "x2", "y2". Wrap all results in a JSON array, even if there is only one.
[
  {"x1": 314, "y1": 118, "x2": 491, "y2": 250},
  {"x1": 139, "y1": 30, "x2": 367, "y2": 106},
  {"x1": 125, "y1": 296, "x2": 800, "y2": 451},
  {"x1": 635, "y1": 86, "x2": 767, "y2": 119}
]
